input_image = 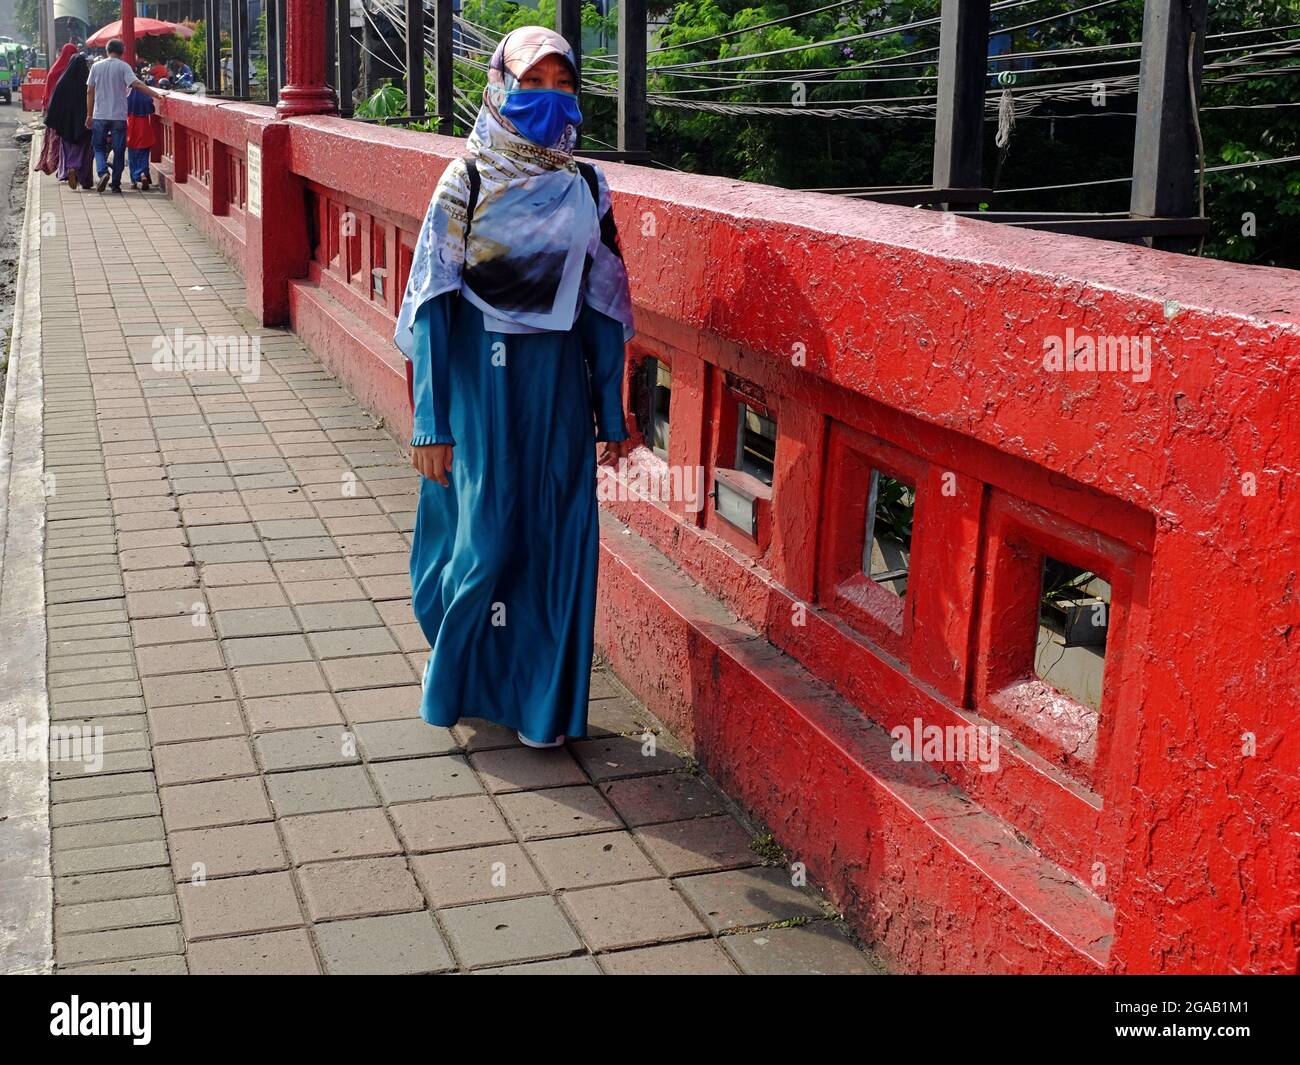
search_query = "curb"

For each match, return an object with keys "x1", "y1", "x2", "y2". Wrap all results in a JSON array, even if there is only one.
[{"x1": 0, "y1": 129, "x2": 52, "y2": 975}]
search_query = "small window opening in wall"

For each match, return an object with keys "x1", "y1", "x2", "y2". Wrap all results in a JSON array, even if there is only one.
[
  {"x1": 864, "y1": 470, "x2": 914, "y2": 597},
  {"x1": 648, "y1": 358, "x2": 671, "y2": 458},
  {"x1": 1036, "y1": 557, "x2": 1110, "y2": 711},
  {"x1": 735, "y1": 402, "x2": 776, "y2": 486}
]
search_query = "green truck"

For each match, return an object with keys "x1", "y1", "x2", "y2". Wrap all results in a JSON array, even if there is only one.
[{"x1": 0, "y1": 40, "x2": 28, "y2": 105}]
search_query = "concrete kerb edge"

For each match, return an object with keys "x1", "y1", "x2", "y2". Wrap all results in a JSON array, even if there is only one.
[{"x1": 0, "y1": 129, "x2": 53, "y2": 974}]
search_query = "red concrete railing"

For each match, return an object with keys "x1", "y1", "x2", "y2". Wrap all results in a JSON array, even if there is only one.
[{"x1": 154, "y1": 93, "x2": 1300, "y2": 975}]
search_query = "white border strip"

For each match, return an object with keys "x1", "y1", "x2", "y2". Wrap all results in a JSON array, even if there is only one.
[{"x1": 0, "y1": 130, "x2": 52, "y2": 975}]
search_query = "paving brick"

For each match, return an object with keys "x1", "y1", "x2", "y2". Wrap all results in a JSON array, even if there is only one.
[
  {"x1": 438, "y1": 895, "x2": 583, "y2": 970},
  {"x1": 370, "y1": 754, "x2": 481, "y2": 804},
  {"x1": 720, "y1": 923, "x2": 882, "y2": 975},
  {"x1": 586, "y1": 693, "x2": 661, "y2": 738},
  {"x1": 410, "y1": 843, "x2": 547, "y2": 908},
  {"x1": 56, "y1": 893, "x2": 181, "y2": 936},
  {"x1": 279, "y1": 808, "x2": 402, "y2": 864},
  {"x1": 199, "y1": 561, "x2": 277, "y2": 586},
  {"x1": 571, "y1": 735, "x2": 686, "y2": 781},
  {"x1": 453, "y1": 718, "x2": 522, "y2": 751},
  {"x1": 159, "y1": 776, "x2": 272, "y2": 831},
  {"x1": 232, "y1": 661, "x2": 328, "y2": 699},
  {"x1": 561, "y1": 879, "x2": 709, "y2": 952},
  {"x1": 50, "y1": 770, "x2": 157, "y2": 805},
  {"x1": 169, "y1": 822, "x2": 288, "y2": 881},
  {"x1": 50, "y1": 790, "x2": 161, "y2": 832},
  {"x1": 120, "y1": 545, "x2": 192, "y2": 571},
  {"x1": 353, "y1": 718, "x2": 458, "y2": 760},
  {"x1": 599, "y1": 773, "x2": 728, "y2": 828},
  {"x1": 321, "y1": 654, "x2": 416, "y2": 690},
  {"x1": 254, "y1": 725, "x2": 361, "y2": 772},
  {"x1": 192, "y1": 540, "x2": 271, "y2": 565},
  {"x1": 313, "y1": 912, "x2": 454, "y2": 975},
  {"x1": 136, "y1": 639, "x2": 224, "y2": 676},
  {"x1": 53, "y1": 816, "x2": 165, "y2": 851},
  {"x1": 177, "y1": 871, "x2": 304, "y2": 939},
  {"x1": 495, "y1": 785, "x2": 623, "y2": 841},
  {"x1": 283, "y1": 577, "x2": 368, "y2": 604},
  {"x1": 58, "y1": 954, "x2": 189, "y2": 975},
  {"x1": 50, "y1": 748, "x2": 154, "y2": 780},
  {"x1": 54, "y1": 867, "x2": 177, "y2": 906},
  {"x1": 128, "y1": 590, "x2": 209, "y2": 624},
  {"x1": 307, "y1": 626, "x2": 399, "y2": 659},
  {"x1": 469, "y1": 747, "x2": 588, "y2": 793},
  {"x1": 597, "y1": 939, "x2": 739, "y2": 975},
  {"x1": 524, "y1": 831, "x2": 660, "y2": 890},
  {"x1": 672, "y1": 866, "x2": 827, "y2": 933},
  {"x1": 334, "y1": 685, "x2": 424, "y2": 724},
  {"x1": 294, "y1": 601, "x2": 383, "y2": 630},
  {"x1": 56, "y1": 923, "x2": 185, "y2": 966},
  {"x1": 131, "y1": 614, "x2": 215, "y2": 646},
  {"x1": 388, "y1": 622, "x2": 428, "y2": 652},
  {"x1": 389, "y1": 796, "x2": 515, "y2": 853},
  {"x1": 212, "y1": 606, "x2": 300, "y2": 638},
  {"x1": 206, "y1": 583, "x2": 289, "y2": 610},
  {"x1": 143, "y1": 669, "x2": 235, "y2": 708},
  {"x1": 51, "y1": 837, "x2": 169, "y2": 879},
  {"x1": 221, "y1": 634, "x2": 314, "y2": 667},
  {"x1": 476, "y1": 955, "x2": 602, "y2": 975},
  {"x1": 154, "y1": 737, "x2": 257, "y2": 786},
  {"x1": 297, "y1": 857, "x2": 424, "y2": 921},
  {"x1": 633, "y1": 816, "x2": 760, "y2": 877},
  {"x1": 147, "y1": 700, "x2": 245, "y2": 744},
  {"x1": 243, "y1": 692, "x2": 343, "y2": 732},
  {"x1": 187, "y1": 929, "x2": 320, "y2": 975},
  {"x1": 265, "y1": 765, "x2": 378, "y2": 816}
]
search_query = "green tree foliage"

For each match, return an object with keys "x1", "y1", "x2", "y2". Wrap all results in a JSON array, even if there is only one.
[{"x1": 453, "y1": 0, "x2": 1297, "y2": 266}]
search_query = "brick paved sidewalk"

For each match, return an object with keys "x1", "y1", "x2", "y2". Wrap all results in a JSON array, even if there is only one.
[{"x1": 15, "y1": 163, "x2": 881, "y2": 975}]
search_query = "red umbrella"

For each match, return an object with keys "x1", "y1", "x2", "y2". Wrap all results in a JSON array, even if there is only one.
[{"x1": 85, "y1": 18, "x2": 194, "y2": 48}]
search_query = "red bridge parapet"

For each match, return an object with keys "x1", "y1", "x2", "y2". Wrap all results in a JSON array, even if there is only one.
[{"x1": 154, "y1": 92, "x2": 1300, "y2": 974}]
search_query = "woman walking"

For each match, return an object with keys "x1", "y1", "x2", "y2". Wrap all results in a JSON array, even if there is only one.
[
  {"x1": 394, "y1": 25, "x2": 635, "y2": 748},
  {"x1": 33, "y1": 42, "x2": 77, "y2": 176},
  {"x1": 44, "y1": 52, "x2": 93, "y2": 190}
]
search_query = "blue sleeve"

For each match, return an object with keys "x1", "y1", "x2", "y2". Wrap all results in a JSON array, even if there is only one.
[
  {"x1": 579, "y1": 301, "x2": 629, "y2": 443},
  {"x1": 409, "y1": 292, "x2": 456, "y2": 447}
]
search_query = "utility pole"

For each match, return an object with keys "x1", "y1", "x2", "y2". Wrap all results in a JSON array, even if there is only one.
[{"x1": 1129, "y1": 0, "x2": 1209, "y2": 251}]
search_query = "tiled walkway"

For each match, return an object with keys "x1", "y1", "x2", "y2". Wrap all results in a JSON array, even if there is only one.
[{"x1": 23, "y1": 159, "x2": 879, "y2": 975}]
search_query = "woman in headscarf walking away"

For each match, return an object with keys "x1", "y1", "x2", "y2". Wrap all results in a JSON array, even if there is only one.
[
  {"x1": 394, "y1": 25, "x2": 635, "y2": 748},
  {"x1": 43, "y1": 51, "x2": 93, "y2": 190},
  {"x1": 33, "y1": 42, "x2": 77, "y2": 176}
]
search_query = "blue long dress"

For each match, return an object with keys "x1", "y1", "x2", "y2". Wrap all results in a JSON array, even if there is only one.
[{"x1": 407, "y1": 289, "x2": 629, "y2": 744}]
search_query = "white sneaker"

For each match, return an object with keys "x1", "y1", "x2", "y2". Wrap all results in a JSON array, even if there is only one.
[{"x1": 517, "y1": 729, "x2": 565, "y2": 749}]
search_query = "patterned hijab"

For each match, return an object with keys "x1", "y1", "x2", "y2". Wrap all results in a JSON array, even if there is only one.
[{"x1": 394, "y1": 25, "x2": 634, "y2": 359}]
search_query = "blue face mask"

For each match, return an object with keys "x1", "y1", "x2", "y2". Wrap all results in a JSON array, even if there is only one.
[{"x1": 500, "y1": 88, "x2": 583, "y2": 147}]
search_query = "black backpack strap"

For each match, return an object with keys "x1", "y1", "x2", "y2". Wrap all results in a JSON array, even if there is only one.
[
  {"x1": 463, "y1": 157, "x2": 481, "y2": 248},
  {"x1": 575, "y1": 160, "x2": 625, "y2": 263}
]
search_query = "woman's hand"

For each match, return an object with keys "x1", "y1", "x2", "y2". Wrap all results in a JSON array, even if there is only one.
[
  {"x1": 413, "y1": 443, "x2": 454, "y2": 486},
  {"x1": 597, "y1": 438, "x2": 632, "y2": 466}
]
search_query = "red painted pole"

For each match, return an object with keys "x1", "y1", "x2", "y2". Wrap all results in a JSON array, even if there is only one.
[
  {"x1": 276, "y1": 0, "x2": 337, "y2": 117},
  {"x1": 121, "y1": 0, "x2": 137, "y2": 68}
]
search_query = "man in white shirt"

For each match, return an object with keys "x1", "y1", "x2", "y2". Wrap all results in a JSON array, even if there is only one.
[{"x1": 85, "y1": 38, "x2": 167, "y2": 193}]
